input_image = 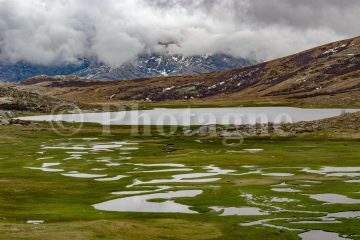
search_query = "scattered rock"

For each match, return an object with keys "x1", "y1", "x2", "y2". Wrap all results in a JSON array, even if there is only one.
[
  {"x1": 0, "y1": 86, "x2": 79, "y2": 113},
  {"x1": 198, "y1": 126, "x2": 214, "y2": 135},
  {"x1": 0, "y1": 111, "x2": 13, "y2": 125},
  {"x1": 218, "y1": 130, "x2": 243, "y2": 137}
]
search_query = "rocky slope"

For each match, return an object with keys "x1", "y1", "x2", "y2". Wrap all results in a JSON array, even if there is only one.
[
  {"x1": 0, "y1": 84, "x2": 79, "y2": 112},
  {"x1": 291, "y1": 111, "x2": 360, "y2": 133},
  {"x1": 0, "y1": 54, "x2": 254, "y2": 82}
]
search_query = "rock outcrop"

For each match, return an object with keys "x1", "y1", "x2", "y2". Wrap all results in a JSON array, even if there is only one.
[
  {"x1": 0, "y1": 86, "x2": 78, "y2": 113},
  {"x1": 0, "y1": 111, "x2": 13, "y2": 125}
]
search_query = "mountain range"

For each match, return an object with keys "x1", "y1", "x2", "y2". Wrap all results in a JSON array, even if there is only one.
[
  {"x1": 15, "y1": 36, "x2": 360, "y2": 108},
  {"x1": 0, "y1": 54, "x2": 254, "y2": 82}
]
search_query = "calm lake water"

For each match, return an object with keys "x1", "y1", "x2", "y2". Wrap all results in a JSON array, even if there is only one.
[{"x1": 17, "y1": 107, "x2": 359, "y2": 126}]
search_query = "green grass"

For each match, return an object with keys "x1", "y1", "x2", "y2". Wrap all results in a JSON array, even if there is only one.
[{"x1": 0, "y1": 123, "x2": 359, "y2": 239}]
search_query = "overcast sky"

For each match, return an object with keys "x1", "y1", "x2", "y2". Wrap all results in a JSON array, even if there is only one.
[{"x1": 0, "y1": 0, "x2": 359, "y2": 66}]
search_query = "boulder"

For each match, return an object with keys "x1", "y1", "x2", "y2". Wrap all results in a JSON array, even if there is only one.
[
  {"x1": 197, "y1": 125, "x2": 216, "y2": 136},
  {"x1": 0, "y1": 111, "x2": 13, "y2": 125}
]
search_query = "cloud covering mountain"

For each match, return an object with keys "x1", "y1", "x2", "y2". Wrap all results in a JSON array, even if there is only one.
[{"x1": 0, "y1": 0, "x2": 359, "y2": 66}]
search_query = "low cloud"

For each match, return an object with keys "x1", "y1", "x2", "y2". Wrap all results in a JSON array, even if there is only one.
[{"x1": 0, "y1": 0, "x2": 359, "y2": 66}]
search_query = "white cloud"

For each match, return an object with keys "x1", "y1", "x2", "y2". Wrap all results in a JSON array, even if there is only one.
[{"x1": 0, "y1": 0, "x2": 359, "y2": 66}]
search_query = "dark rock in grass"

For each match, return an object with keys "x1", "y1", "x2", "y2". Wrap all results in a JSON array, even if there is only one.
[{"x1": 163, "y1": 144, "x2": 183, "y2": 153}]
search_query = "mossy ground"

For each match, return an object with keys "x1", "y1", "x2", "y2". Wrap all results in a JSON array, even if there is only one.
[{"x1": 0, "y1": 123, "x2": 359, "y2": 239}]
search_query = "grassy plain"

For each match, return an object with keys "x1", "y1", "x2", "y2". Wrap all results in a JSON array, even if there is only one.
[{"x1": 0, "y1": 123, "x2": 359, "y2": 239}]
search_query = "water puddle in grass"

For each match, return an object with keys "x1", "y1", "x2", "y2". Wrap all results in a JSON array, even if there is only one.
[
  {"x1": 95, "y1": 175, "x2": 127, "y2": 181},
  {"x1": 106, "y1": 163, "x2": 122, "y2": 167},
  {"x1": 240, "y1": 218, "x2": 301, "y2": 231},
  {"x1": 268, "y1": 197, "x2": 297, "y2": 203},
  {"x1": 262, "y1": 173, "x2": 294, "y2": 177},
  {"x1": 301, "y1": 180, "x2": 321, "y2": 184},
  {"x1": 121, "y1": 147, "x2": 139, "y2": 151},
  {"x1": 134, "y1": 163, "x2": 186, "y2": 168},
  {"x1": 327, "y1": 211, "x2": 360, "y2": 218},
  {"x1": 129, "y1": 165, "x2": 233, "y2": 186},
  {"x1": 233, "y1": 169, "x2": 263, "y2": 176},
  {"x1": 290, "y1": 219, "x2": 341, "y2": 224},
  {"x1": 65, "y1": 155, "x2": 83, "y2": 160},
  {"x1": 272, "y1": 182, "x2": 291, "y2": 187},
  {"x1": 241, "y1": 216, "x2": 342, "y2": 232},
  {"x1": 112, "y1": 186, "x2": 171, "y2": 195},
  {"x1": 206, "y1": 165, "x2": 236, "y2": 174},
  {"x1": 93, "y1": 190, "x2": 203, "y2": 213},
  {"x1": 129, "y1": 168, "x2": 193, "y2": 173},
  {"x1": 271, "y1": 188, "x2": 302, "y2": 193},
  {"x1": 66, "y1": 152, "x2": 88, "y2": 155},
  {"x1": 212, "y1": 207, "x2": 269, "y2": 216},
  {"x1": 302, "y1": 167, "x2": 360, "y2": 177},
  {"x1": 346, "y1": 180, "x2": 360, "y2": 183},
  {"x1": 91, "y1": 168, "x2": 106, "y2": 171},
  {"x1": 42, "y1": 163, "x2": 61, "y2": 168},
  {"x1": 27, "y1": 220, "x2": 44, "y2": 225},
  {"x1": 310, "y1": 194, "x2": 360, "y2": 204},
  {"x1": 112, "y1": 190, "x2": 155, "y2": 195},
  {"x1": 299, "y1": 230, "x2": 349, "y2": 240},
  {"x1": 130, "y1": 177, "x2": 222, "y2": 186},
  {"x1": 42, "y1": 141, "x2": 138, "y2": 153},
  {"x1": 92, "y1": 144, "x2": 122, "y2": 151},
  {"x1": 36, "y1": 157, "x2": 54, "y2": 161},
  {"x1": 241, "y1": 165, "x2": 257, "y2": 168},
  {"x1": 81, "y1": 138, "x2": 99, "y2": 141},
  {"x1": 62, "y1": 171, "x2": 107, "y2": 179},
  {"x1": 328, "y1": 173, "x2": 360, "y2": 177},
  {"x1": 42, "y1": 146, "x2": 90, "y2": 151},
  {"x1": 243, "y1": 149, "x2": 264, "y2": 153},
  {"x1": 25, "y1": 167, "x2": 64, "y2": 172}
]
